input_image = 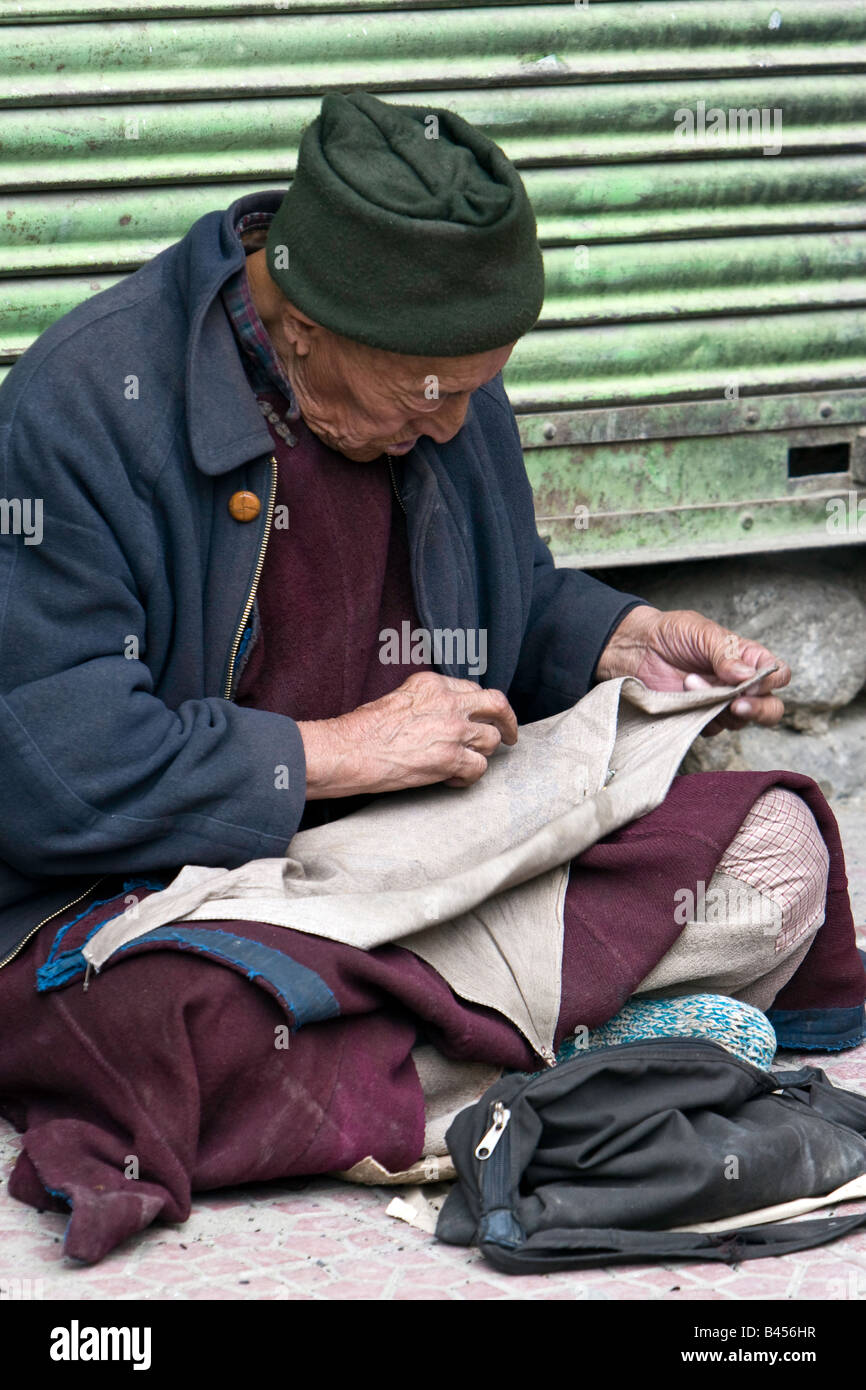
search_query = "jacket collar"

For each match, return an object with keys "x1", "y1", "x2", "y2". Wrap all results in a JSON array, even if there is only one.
[{"x1": 185, "y1": 191, "x2": 285, "y2": 476}]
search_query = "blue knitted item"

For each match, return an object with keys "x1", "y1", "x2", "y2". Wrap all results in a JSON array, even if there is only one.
[{"x1": 556, "y1": 994, "x2": 778, "y2": 1071}]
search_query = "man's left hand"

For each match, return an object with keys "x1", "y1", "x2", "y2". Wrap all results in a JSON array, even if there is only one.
[{"x1": 594, "y1": 605, "x2": 791, "y2": 733}]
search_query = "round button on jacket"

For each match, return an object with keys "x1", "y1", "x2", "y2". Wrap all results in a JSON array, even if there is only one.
[{"x1": 228, "y1": 490, "x2": 261, "y2": 522}]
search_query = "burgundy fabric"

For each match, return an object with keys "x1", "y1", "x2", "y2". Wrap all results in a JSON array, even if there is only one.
[
  {"x1": 0, "y1": 770, "x2": 861, "y2": 1263},
  {"x1": 235, "y1": 396, "x2": 428, "y2": 721},
  {"x1": 1, "y1": 935, "x2": 425, "y2": 1263},
  {"x1": 557, "y1": 768, "x2": 865, "y2": 1040},
  {"x1": 0, "y1": 890, "x2": 533, "y2": 1264}
]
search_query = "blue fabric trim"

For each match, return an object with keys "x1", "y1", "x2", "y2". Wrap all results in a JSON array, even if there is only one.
[
  {"x1": 37, "y1": 953, "x2": 93, "y2": 990},
  {"x1": 236, "y1": 625, "x2": 252, "y2": 663},
  {"x1": 767, "y1": 1005, "x2": 866, "y2": 1052},
  {"x1": 39, "y1": 921, "x2": 339, "y2": 1030},
  {"x1": 47, "y1": 888, "x2": 129, "y2": 959},
  {"x1": 113, "y1": 926, "x2": 340, "y2": 1029},
  {"x1": 37, "y1": 878, "x2": 166, "y2": 991},
  {"x1": 39, "y1": 922, "x2": 339, "y2": 1034}
]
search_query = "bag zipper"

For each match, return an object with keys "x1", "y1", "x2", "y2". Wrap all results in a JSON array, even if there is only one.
[
  {"x1": 475, "y1": 1100, "x2": 511, "y2": 1160},
  {"x1": 0, "y1": 454, "x2": 280, "y2": 974},
  {"x1": 475, "y1": 1099, "x2": 516, "y2": 1226}
]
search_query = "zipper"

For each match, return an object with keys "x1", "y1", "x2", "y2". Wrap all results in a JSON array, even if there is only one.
[
  {"x1": 0, "y1": 877, "x2": 106, "y2": 973},
  {"x1": 387, "y1": 452, "x2": 407, "y2": 515},
  {"x1": 223, "y1": 454, "x2": 279, "y2": 700},
  {"x1": 1, "y1": 456, "x2": 279, "y2": 973},
  {"x1": 475, "y1": 1097, "x2": 518, "y2": 1238},
  {"x1": 475, "y1": 1100, "x2": 511, "y2": 1160}
]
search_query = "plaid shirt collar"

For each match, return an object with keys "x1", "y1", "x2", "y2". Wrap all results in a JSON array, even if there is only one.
[{"x1": 221, "y1": 210, "x2": 300, "y2": 441}]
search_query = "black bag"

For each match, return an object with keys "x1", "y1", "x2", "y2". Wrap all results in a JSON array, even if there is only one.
[{"x1": 437, "y1": 1037, "x2": 866, "y2": 1274}]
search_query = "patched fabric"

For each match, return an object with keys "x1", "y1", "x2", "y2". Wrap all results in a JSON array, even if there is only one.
[{"x1": 714, "y1": 785, "x2": 830, "y2": 954}]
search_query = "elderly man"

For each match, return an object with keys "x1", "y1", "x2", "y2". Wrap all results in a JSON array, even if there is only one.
[{"x1": 0, "y1": 92, "x2": 863, "y2": 1259}]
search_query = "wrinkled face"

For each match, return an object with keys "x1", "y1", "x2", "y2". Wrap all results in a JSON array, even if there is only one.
[
  {"x1": 286, "y1": 333, "x2": 516, "y2": 463},
  {"x1": 245, "y1": 250, "x2": 516, "y2": 463}
]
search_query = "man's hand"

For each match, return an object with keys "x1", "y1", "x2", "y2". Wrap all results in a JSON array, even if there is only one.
[
  {"x1": 298, "y1": 671, "x2": 518, "y2": 798},
  {"x1": 595, "y1": 605, "x2": 791, "y2": 734}
]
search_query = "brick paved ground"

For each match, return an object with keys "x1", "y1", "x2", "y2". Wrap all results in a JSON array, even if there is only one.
[{"x1": 2, "y1": 798, "x2": 865, "y2": 1302}]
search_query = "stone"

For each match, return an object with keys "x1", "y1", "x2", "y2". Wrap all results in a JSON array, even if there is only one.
[
  {"x1": 680, "y1": 728, "x2": 748, "y2": 776},
  {"x1": 737, "y1": 693, "x2": 866, "y2": 803},
  {"x1": 635, "y1": 555, "x2": 866, "y2": 731}
]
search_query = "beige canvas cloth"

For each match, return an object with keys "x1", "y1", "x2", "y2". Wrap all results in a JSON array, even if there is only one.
[{"x1": 83, "y1": 669, "x2": 776, "y2": 1059}]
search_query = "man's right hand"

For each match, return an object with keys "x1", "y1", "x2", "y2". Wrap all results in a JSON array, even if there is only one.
[{"x1": 297, "y1": 671, "x2": 518, "y2": 798}]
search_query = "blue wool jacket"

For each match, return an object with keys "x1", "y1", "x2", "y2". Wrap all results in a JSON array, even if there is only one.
[{"x1": 0, "y1": 191, "x2": 643, "y2": 966}]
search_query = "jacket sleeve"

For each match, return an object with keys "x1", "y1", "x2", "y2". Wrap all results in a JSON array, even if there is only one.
[
  {"x1": 0, "y1": 391, "x2": 308, "y2": 881},
  {"x1": 485, "y1": 379, "x2": 648, "y2": 722},
  {"x1": 508, "y1": 533, "x2": 647, "y2": 722}
]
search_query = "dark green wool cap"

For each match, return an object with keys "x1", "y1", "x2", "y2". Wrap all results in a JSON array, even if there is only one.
[{"x1": 265, "y1": 91, "x2": 545, "y2": 357}]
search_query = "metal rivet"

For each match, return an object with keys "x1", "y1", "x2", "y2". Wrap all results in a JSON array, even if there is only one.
[
  {"x1": 745, "y1": 410, "x2": 759, "y2": 425},
  {"x1": 740, "y1": 512, "x2": 755, "y2": 530},
  {"x1": 543, "y1": 421, "x2": 557, "y2": 440},
  {"x1": 819, "y1": 402, "x2": 833, "y2": 419}
]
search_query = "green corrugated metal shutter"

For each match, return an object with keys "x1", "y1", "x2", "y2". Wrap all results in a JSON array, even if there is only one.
[{"x1": 1, "y1": 0, "x2": 865, "y2": 565}]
